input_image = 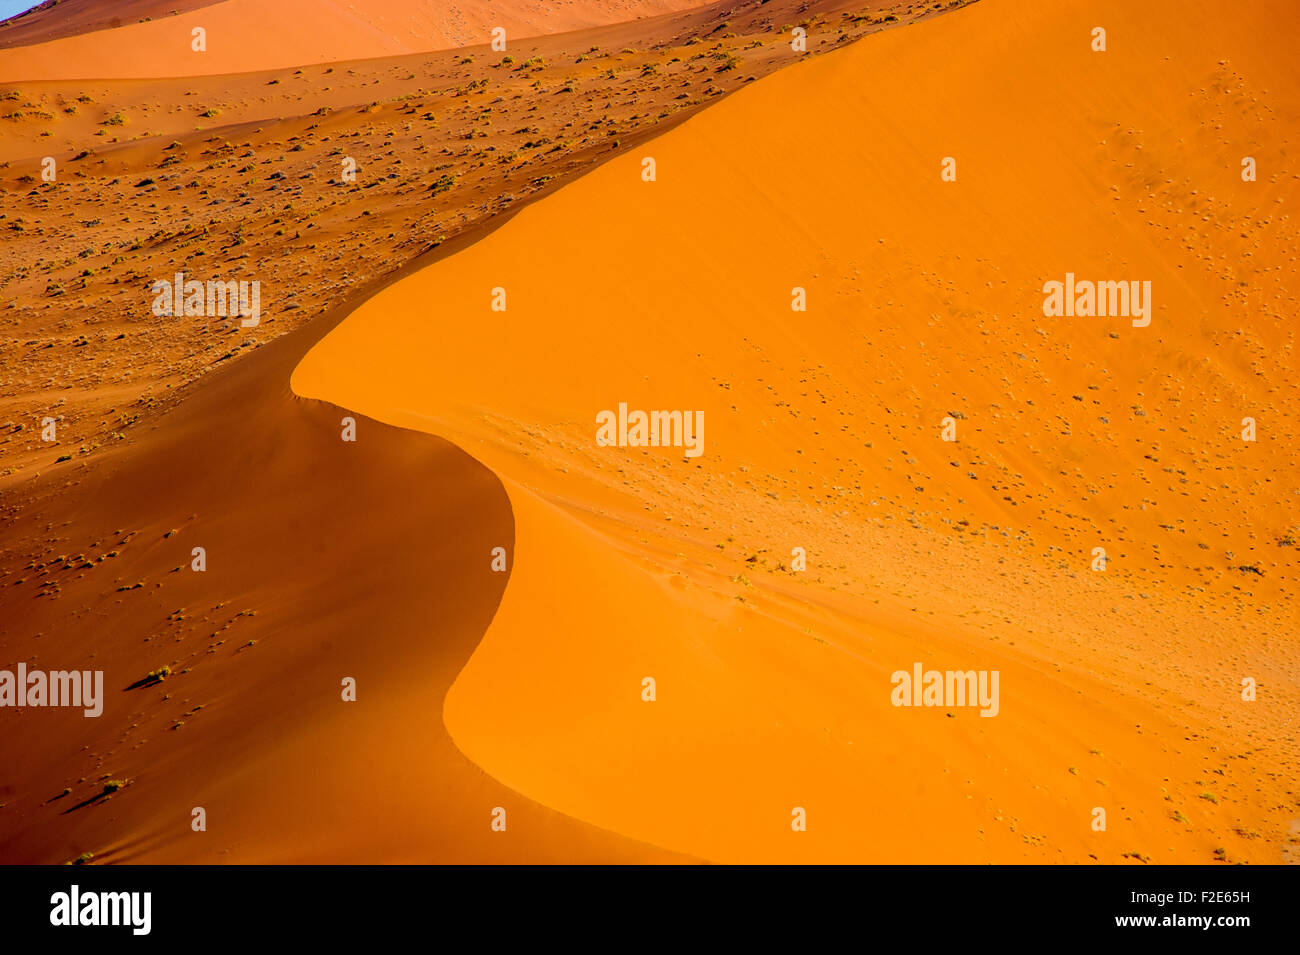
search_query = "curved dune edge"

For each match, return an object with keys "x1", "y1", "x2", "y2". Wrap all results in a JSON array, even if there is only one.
[
  {"x1": 0, "y1": 270, "x2": 694, "y2": 865},
  {"x1": 0, "y1": 0, "x2": 711, "y2": 81},
  {"x1": 292, "y1": 0, "x2": 1300, "y2": 862}
]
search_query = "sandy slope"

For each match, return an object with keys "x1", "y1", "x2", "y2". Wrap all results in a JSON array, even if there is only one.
[
  {"x1": 0, "y1": 0, "x2": 948, "y2": 864},
  {"x1": 0, "y1": 255, "x2": 691, "y2": 863},
  {"x1": 1, "y1": 0, "x2": 929, "y2": 483},
  {"x1": 0, "y1": 0, "x2": 713, "y2": 80},
  {"x1": 294, "y1": 0, "x2": 1300, "y2": 862}
]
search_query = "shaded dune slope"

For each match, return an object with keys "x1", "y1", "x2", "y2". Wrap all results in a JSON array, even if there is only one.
[
  {"x1": 293, "y1": 0, "x2": 1299, "y2": 862},
  {"x1": 0, "y1": 0, "x2": 222, "y2": 50},
  {"x1": 0, "y1": 259, "x2": 691, "y2": 863}
]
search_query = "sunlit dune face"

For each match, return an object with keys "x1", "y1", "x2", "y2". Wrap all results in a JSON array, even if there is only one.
[{"x1": 295, "y1": 0, "x2": 1299, "y2": 862}]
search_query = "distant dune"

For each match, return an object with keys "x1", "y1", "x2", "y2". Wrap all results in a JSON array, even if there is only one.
[
  {"x1": 0, "y1": 0, "x2": 222, "y2": 50},
  {"x1": 0, "y1": 0, "x2": 713, "y2": 80},
  {"x1": 294, "y1": 0, "x2": 1300, "y2": 862}
]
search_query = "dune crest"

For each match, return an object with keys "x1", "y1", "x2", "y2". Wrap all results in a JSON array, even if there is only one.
[{"x1": 293, "y1": 0, "x2": 1299, "y2": 862}]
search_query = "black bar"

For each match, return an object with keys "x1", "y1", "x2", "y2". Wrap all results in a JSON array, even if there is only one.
[{"x1": 0, "y1": 864, "x2": 1286, "y2": 942}]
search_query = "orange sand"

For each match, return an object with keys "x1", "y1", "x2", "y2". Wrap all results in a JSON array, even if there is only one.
[
  {"x1": 293, "y1": 0, "x2": 1300, "y2": 862},
  {"x1": 0, "y1": 282, "x2": 691, "y2": 863},
  {"x1": 1, "y1": 0, "x2": 960, "y2": 865}
]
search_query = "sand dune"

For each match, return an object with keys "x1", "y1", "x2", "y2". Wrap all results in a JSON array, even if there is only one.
[
  {"x1": 0, "y1": 0, "x2": 926, "y2": 484},
  {"x1": 0, "y1": 258, "x2": 690, "y2": 863},
  {"x1": 293, "y1": 0, "x2": 1299, "y2": 862},
  {"x1": 2, "y1": 0, "x2": 1295, "y2": 865},
  {"x1": 0, "y1": 0, "x2": 713, "y2": 80},
  {"x1": 0, "y1": 0, "x2": 949, "y2": 864},
  {"x1": 0, "y1": 0, "x2": 222, "y2": 50}
]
